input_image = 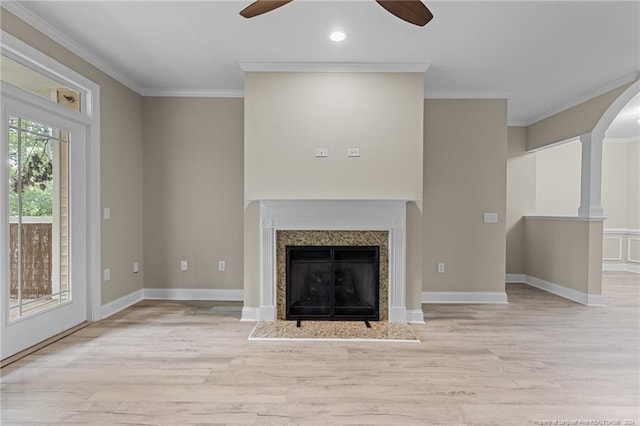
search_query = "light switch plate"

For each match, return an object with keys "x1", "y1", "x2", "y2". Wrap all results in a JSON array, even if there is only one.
[
  {"x1": 180, "y1": 260, "x2": 188, "y2": 271},
  {"x1": 347, "y1": 148, "x2": 360, "y2": 157},
  {"x1": 483, "y1": 212, "x2": 499, "y2": 223},
  {"x1": 103, "y1": 207, "x2": 110, "y2": 220},
  {"x1": 103, "y1": 268, "x2": 111, "y2": 281},
  {"x1": 133, "y1": 262, "x2": 139, "y2": 273}
]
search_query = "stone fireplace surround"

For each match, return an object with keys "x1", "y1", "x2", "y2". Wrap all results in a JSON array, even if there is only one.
[{"x1": 243, "y1": 200, "x2": 424, "y2": 323}]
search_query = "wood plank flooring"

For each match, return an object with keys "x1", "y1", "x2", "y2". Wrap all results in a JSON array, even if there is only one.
[{"x1": 1, "y1": 273, "x2": 639, "y2": 425}]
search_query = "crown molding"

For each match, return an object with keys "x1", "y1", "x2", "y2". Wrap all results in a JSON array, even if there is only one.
[
  {"x1": 507, "y1": 121, "x2": 529, "y2": 127},
  {"x1": 1, "y1": 2, "x2": 144, "y2": 95},
  {"x1": 424, "y1": 90, "x2": 510, "y2": 99},
  {"x1": 526, "y1": 71, "x2": 640, "y2": 126},
  {"x1": 141, "y1": 88, "x2": 244, "y2": 98},
  {"x1": 240, "y1": 62, "x2": 430, "y2": 73}
]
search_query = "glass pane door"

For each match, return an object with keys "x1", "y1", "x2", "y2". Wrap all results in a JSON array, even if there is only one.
[
  {"x1": 8, "y1": 115, "x2": 70, "y2": 321},
  {"x1": 2, "y1": 97, "x2": 86, "y2": 360}
]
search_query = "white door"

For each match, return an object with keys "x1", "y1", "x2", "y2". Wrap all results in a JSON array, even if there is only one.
[{"x1": 1, "y1": 96, "x2": 87, "y2": 359}]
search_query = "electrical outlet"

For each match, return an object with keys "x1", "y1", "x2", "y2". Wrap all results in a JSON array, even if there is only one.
[
  {"x1": 180, "y1": 260, "x2": 188, "y2": 271},
  {"x1": 133, "y1": 262, "x2": 139, "y2": 273},
  {"x1": 103, "y1": 268, "x2": 111, "y2": 281},
  {"x1": 347, "y1": 148, "x2": 360, "y2": 157},
  {"x1": 315, "y1": 148, "x2": 328, "y2": 157},
  {"x1": 437, "y1": 263, "x2": 445, "y2": 274},
  {"x1": 218, "y1": 260, "x2": 226, "y2": 271}
]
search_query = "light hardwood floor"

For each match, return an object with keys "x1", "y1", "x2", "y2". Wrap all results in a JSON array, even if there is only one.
[{"x1": 1, "y1": 273, "x2": 639, "y2": 425}]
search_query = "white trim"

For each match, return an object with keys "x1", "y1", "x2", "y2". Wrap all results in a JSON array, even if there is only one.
[
  {"x1": 143, "y1": 288, "x2": 243, "y2": 301},
  {"x1": 99, "y1": 288, "x2": 245, "y2": 320},
  {"x1": 88, "y1": 86, "x2": 101, "y2": 322},
  {"x1": 517, "y1": 275, "x2": 605, "y2": 306},
  {"x1": 421, "y1": 292, "x2": 508, "y2": 304},
  {"x1": 505, "y1": 273, "x2": 525, "y2": 283},
  {"x1": 592, "y1": 78, "x2": 640, "y2": 144},
  {"x1": 526, "y1": 136, "x2": 580, "y2": 153},
  {"x1": 628, "y1": 238, "x2": 640, "y2": 264},
  {"x1": 424, "y1": 90, "x2": 510, "y2": 99},
  {"x1": 602, "y1": 262, "x2": 627, "y2": 272},
  {"x1": 240, "y1": 62, "x2": 430, "y2": 73},
  {"x1": 248, "y1": 336, "x2": 420, "y2": 343},
  {"x1": 240, "y1": 307, "x2": 260, "y2": 322},
  {"x1": 406, "y1": 309, "x2": 425, "y2": 324},
  {"x1": 524, "y1": 215, "x2": 605, "y2": 222},
  {"x1": 602, "y1": 236, "x2": 623, "y2": 261},
  {"x1": 508, "y1": 122, "x2": 529, "y2": 127},
  {"x1": 603, "y1": 228, "x2": 640, "y2": 236},
  {"x1": 1, "y1": 2, "x2": 144, "y2": 95},
  {"x1": 141, "y1": 89, "x2": 243, "y2": 98},
  {"x1": 526, "y1": 72, "x2": 639, "y2": 126},
  {"x1": 603, "y1": 262, "x2": 640, "y2": 274},
  {"x1": 99, "y1": 289, "x2": 144, "y2": 319},
  {"x1": 8, "y1": 216, "x2": 52, "y2": 224}
]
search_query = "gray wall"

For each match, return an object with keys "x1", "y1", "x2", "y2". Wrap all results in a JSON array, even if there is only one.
[
  {"x1": 506, "y1": 127, "x2": 536, "y2": 274},
  {"x1": 142, "y1": 97, "x2": 244, "y2": 290},
  {"x1": 422, "y1": 99, "x2": 508, "y2": 293}
]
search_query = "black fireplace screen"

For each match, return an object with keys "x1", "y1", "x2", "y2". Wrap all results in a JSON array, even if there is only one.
[{"x1": 286, "y1": 246, "x2": 380, "y2": 321}]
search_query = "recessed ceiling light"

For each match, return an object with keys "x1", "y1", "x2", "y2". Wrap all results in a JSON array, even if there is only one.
[{"x1": 330, "y1": 31, "x2": 346, "y2": 42}]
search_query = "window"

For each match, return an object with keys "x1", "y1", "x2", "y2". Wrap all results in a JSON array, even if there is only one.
[{"x1": 1, "y1": 54, "x2": 81, "y2": 112}]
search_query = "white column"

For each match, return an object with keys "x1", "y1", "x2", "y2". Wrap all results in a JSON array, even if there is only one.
[
  {"x1": 259, "y1": 217, "x2": 276, "y2": 321},
  {"x1": 578, "y1": 132, "x2": 604, "y2": 218},
  {"x1": 388, "y1": 206, "x2": 407, "y2": 323}
]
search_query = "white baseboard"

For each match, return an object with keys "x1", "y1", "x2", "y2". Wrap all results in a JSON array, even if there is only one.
[
  {"x1": 505, "y1": 273, "x2": 525, "y2": 283},
  {"x1": 406, "y1": 309, "x2": 426, "y2": 324},
  {"x1": 240, "y1": 307, "x2": 260, "y2": 322},
  {"x1": 100, "y1": 289, "x2": 144, "y2": 319},
  {"x1": 421, "y1": 291, "x2": 508, "y2": 304},
  {"x1": 259, "y1": 306, "x2": 276, "y2": 322},
  {"x1": 603, "y1": 262, "x2": 640, "y2": 274},
  {"x1": 509, "y1": 274, "x2": 605, "y2": 306},
  {"x1": 143, "y1": 288, "x2": 243, "y2": 301},
  {"x1": 100, "y1": 288, "x2": 243, "y2": 320},
  {"x1": 388, "y1": 307, "x2": 407, "y2": 323}
]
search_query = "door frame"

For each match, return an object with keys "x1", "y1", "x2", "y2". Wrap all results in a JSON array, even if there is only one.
[
  {"x1": 1, "y1": 96, "x2": 89, "y2": 357},
  {"x1": 1, "y1": 31, "x2": 101, "y2": 333}
]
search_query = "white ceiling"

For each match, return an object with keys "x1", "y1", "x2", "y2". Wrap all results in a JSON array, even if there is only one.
[{"x1": 7, "y1": 1, "x2": 640, "y2": 126}]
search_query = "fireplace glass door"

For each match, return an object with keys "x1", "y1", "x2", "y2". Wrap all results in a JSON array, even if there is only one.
[{"x1": 286, "y1": 246, "x2": 379, "y2": 321}]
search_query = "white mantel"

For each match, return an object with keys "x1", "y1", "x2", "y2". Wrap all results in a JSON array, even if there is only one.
[{"x1": 244, "y1": 200, "x2": 422, "y2": 323}]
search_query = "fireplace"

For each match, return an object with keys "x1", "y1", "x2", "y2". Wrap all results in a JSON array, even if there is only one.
[
  {"x1": 286, "y1": 246, "x2": 380, "y2": 321},
  {"x1": 243, "y1": 200, "x2": 423, "y2": 324}
]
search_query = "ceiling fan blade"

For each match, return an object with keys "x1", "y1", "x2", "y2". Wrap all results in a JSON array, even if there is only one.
[
  {"x1": 376, "y1": 0, "x2": 433, "y2": 26},
  {"x1": 240, "y1": 0, "x2": 293, "y2": 18}
]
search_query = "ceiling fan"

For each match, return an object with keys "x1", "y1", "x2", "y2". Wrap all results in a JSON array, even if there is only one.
[{"x1": 240, "y1": 0, "x2": 434, "y2": 27}]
